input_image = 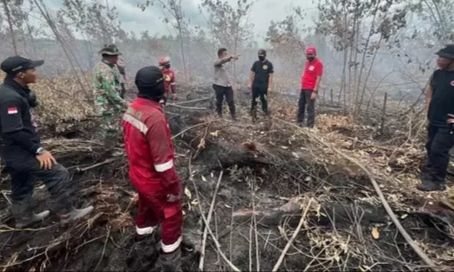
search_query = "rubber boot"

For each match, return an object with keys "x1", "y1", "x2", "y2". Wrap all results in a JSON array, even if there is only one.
[
  {"x1": 441, "y1": 186, "x2": 454, "y2": 211},
  {"x1": 417, "y1": 180, "x2": 446, "y2": 192},
  {"x1": 60, "y1": 205, "x2": 94, "y2": 224},
  {"x1": 11, "y1": 198, "x2": 50, "y2": 228},
  {"x1": 154, "y1": 248, "x2": 182, "y2": 272},
  {"x1": 136, "y1": 225, "x2": 156, "y2": 236},
  {"x1": 251, "y1": 106, "x2": 257, "y2": 122}
]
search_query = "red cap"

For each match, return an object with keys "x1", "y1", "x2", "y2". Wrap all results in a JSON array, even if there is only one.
[
  {"x1": 306, "y1": 47, "x2": 317, "y2": 55},
  {"x1": 159, "y1": 56, "x2": 170, "y2": 66}
]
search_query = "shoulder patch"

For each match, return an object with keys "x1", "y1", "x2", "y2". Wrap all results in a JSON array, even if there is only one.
[{"x1": 7, "y1": 106, "x2": 18, "y2": 115}]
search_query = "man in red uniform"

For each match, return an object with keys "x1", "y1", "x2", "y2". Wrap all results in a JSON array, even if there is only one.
[
  {"x1": 297, "y1": 46, "x2": 324, "y2": 128},
  {"x1": 159, "y1": 57, "x2": 177, "y2": 101},
  {"x1": 122, "y1": 66, "x2": 183, "y2": 270}
]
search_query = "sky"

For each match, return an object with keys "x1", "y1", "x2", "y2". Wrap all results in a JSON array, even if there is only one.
[{"x1": 46, "y1": 0, "x2": 318, "y2": 42}]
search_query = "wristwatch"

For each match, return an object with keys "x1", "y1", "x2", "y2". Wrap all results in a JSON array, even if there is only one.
[{"x1": 36, "y1": 147, "x2": 46, "y2": 155}]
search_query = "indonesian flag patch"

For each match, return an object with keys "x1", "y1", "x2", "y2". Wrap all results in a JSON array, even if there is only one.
[{"x1": 7, "y1": 106, "x2": 18, "y2": 115}]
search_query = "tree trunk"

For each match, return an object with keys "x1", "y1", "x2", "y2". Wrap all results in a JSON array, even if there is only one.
[
  {"x1": 33, "y1": 0, "x2": 89, "y2": 95},
  {"x1": 358, "y1": 36, "x2": 383, "y2": 110},
  {"x1": 2, "y1": 0, "x2": 18, "y2": 55}
]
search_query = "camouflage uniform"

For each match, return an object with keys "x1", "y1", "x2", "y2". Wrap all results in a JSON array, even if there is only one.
[{"x1": 93, "y1": 60, "x2": 125, "y2": 146}]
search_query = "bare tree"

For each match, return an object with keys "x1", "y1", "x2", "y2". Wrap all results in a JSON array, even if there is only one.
[
  {"x1": 316, "y1": 0, "x2": 407, "y2": 114},
  {"x1": 201, "y1": 0, "x2": 254, "y2": 75},
  {"x1": 266, "y1": 15, "x2": 305, "y2": 90},
  {"x1": 409, "y1": 0, "x2": 454, "y2": 43},
  {"x1": 32, "y1": 0, "x2": 89, "y2": 94},
  {"x1": 2, "y1": 0, "x2": 18, "y2": 54},
  {"x1": 140, "y1": 0, "x2": 189, "y2": 79},
  {"x1": 58, "y1": 0, "x2": 126, "y2": 67}
]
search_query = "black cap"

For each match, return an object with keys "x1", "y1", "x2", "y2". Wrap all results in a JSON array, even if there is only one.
[
  {"x1": 1, "y1": 56, "x2": 44, "y2": 75},
  {"x1": 135, "y1": 66, "x2": 165, "y2": 99},
  {"x1": 436, "y1": 44, "x2": 454, "y2": 60},
  {"x1": 258, "y1": 49, "x2": 267, "y2": 56},
  {"x1": 100, "y1": 44, "x2": 121, "y2": 56}
]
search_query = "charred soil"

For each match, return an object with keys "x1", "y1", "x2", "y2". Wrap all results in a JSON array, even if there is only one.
[{"x1": 0, "y1": 85, "x2": 453, "y2": 271}]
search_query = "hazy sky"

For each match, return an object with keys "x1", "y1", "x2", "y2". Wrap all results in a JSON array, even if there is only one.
[{"x1": 46, "y1": 0, "x2": 318, "y2": 41}]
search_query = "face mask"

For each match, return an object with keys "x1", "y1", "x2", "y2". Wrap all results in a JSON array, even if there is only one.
[
  {"x1": 307, "y1": 56, "x2": 315, "y2": 61},
  {"x1": 258, "y1": 56, "x2": 266, "y2": 61}
]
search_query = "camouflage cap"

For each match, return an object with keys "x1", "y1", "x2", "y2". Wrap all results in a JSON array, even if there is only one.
[{"x1": 100, "y1": 44, "x2": 121, "y2": 56}]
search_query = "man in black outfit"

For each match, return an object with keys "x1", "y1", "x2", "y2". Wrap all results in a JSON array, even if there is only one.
[
  {"x1": 248, "y1": 49, "x2": 274, "y2": 121},
  {"x1": 0, "y1": 56, "x2": 93, "y2": 227},
  {"x1": 418, "y1": 45, "x2": 454, "y2": 191}
]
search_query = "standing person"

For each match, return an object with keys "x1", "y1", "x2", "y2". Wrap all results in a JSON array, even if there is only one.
[
  {"x1": 122, "y1": 66, "x2": 183, "y2": 270},
  {"x1": 0, "y1": 56, "x2": 93, "y2": 228},
  {"x1": 159, "y1": 56, "x2": 177, "y2": 101},
  {"x1": 297, "y1": 46, "x2": 324, "y2": 128},
  {"x1": 248, "y1": 49, "x2": 274, "y2": 121},
  {"x1": 213, "y1": 48, "x2": 238, "y2": 120},
  {"x1": 117, "y1": 56, "x2": 127, "y2": 99},
  {"x1": 93, "y1": 44, "x2": 126, "y2": 148},
  {"x1": 418, "y1": 45, "x2": 454, "y2": 192}
]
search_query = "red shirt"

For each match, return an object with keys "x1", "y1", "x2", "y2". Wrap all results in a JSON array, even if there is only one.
[
  {"x1": 300, "y1": 58, "x2": 323, "y2": 91},
  {"x1": 122, "y1": 98, "x2": 178, "y2": 186},
  {"x1": 162, "y1": 68, "x2": 176, "y2": 94}
]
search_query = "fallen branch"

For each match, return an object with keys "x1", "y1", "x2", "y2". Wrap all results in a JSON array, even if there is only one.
[
  {"x1": 173, "y1": 97, "x2": 211, "y2": 106},
  {"x1": 191, "y1": 176, "x2": 241, "y2": 272},
  {"x1": 275, "y1": 117, "x2": 437, "y2": 270},
  {"x1": 199, "y1": 171, "x2": 223, "y2": 271},
  {"x1": 272, "y1": 198, "x2": 314, "y2": 272},
  {"x1": 76, "y1": 158, "x2": 118, "y2": 172},
  {"x1": 172, "y1": 122, "x2": 210, "y2": 140},
  {"x1": 94, "y1": 227, "x2": 111, "y2": 271},
  {"x1": 166, "y1": 103, "x2": 208, "y2": 111}
]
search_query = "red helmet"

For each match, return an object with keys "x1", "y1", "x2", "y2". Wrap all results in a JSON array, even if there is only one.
[
  {"x1": 159, "y1": 56, "x2": 171, "y2": 66},
  {"x1": 306, "y1": 46, "x2": 317, "y2": 56}
]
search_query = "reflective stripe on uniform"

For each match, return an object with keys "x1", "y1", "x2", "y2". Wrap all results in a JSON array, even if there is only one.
[
  {"x1": 123, "y1": 113, "x2": 148, "y2": 134},
  {"x1": 161, "y1": 236, "x2": 182, "y2": 253},
  {"x1": 154, "y1": 160, "x2": 174, "y2": 172}
]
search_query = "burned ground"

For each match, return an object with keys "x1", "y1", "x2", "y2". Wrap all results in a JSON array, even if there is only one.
[{"x1": 0, "y1": 85, "x2": 453, "y2": 271}]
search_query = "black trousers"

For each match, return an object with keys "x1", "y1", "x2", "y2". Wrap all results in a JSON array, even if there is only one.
[
  {"x1": 6, "y1": 159, "x2": 73, "y2": 214},
  {"x1": 251, "y1": 86, "x2": 268, "y2": 114},
  {"x1": 422, "y1": 125, "x2": 454, "y2": 183},
  {"x1": 297, "y1": 90, "x2": 315, "y2": 127},
  {"x1": 213, "y1": 84, "x2": 236, "y2": 117}
]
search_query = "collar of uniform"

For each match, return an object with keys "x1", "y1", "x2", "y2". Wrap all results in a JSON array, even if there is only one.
[
  {"x1": 4, "y1": 76, "x2": 31, "y2": 98},
  {"x1": 102, "y1": 59, "x2": 115, "y2": 68},
  {"x1": 135, "y1": 97, "x2": 163, "y2": 111}
]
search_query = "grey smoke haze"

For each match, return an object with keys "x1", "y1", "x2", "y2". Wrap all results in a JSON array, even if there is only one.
[{"x1": 45, "y1": 0, "x2": 317, "y2": 42}]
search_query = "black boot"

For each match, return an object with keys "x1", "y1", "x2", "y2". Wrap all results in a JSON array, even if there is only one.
[
  {"x1": 251, "y1": 106, "x2": 257, "y2": 122},
  {"x1": 154, "y1": 248, "x2": 182, "y2": 272},
  {"x1": 417, "y1": 180, "x2": 446, "y2": 192},
  {"x1": 11, "y1": 198, "x2": 50, "y2": 228}
]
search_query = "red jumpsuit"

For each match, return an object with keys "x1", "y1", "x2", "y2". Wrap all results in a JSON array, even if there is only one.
[
  {"x1": 161, "y1": 68, "x2": 176, "y2": 97},
  {"x1": 122, "y1": 98, "x2": 182, "y2": 252}
]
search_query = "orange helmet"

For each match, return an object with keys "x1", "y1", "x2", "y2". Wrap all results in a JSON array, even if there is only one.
[{"x1": 159, "y1": 56, "x2": 171, "y2": 66}]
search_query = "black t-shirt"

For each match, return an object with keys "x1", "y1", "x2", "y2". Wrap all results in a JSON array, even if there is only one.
[
  {"x1": 251, "y1": 60, "x2": 274, "y2": 88},
  {"x1": 0, "y1": 78, "x2": 41, "y2": 162},
  {"x1": 428, "y1": 69, "x2": 454, "y2": 127}
]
